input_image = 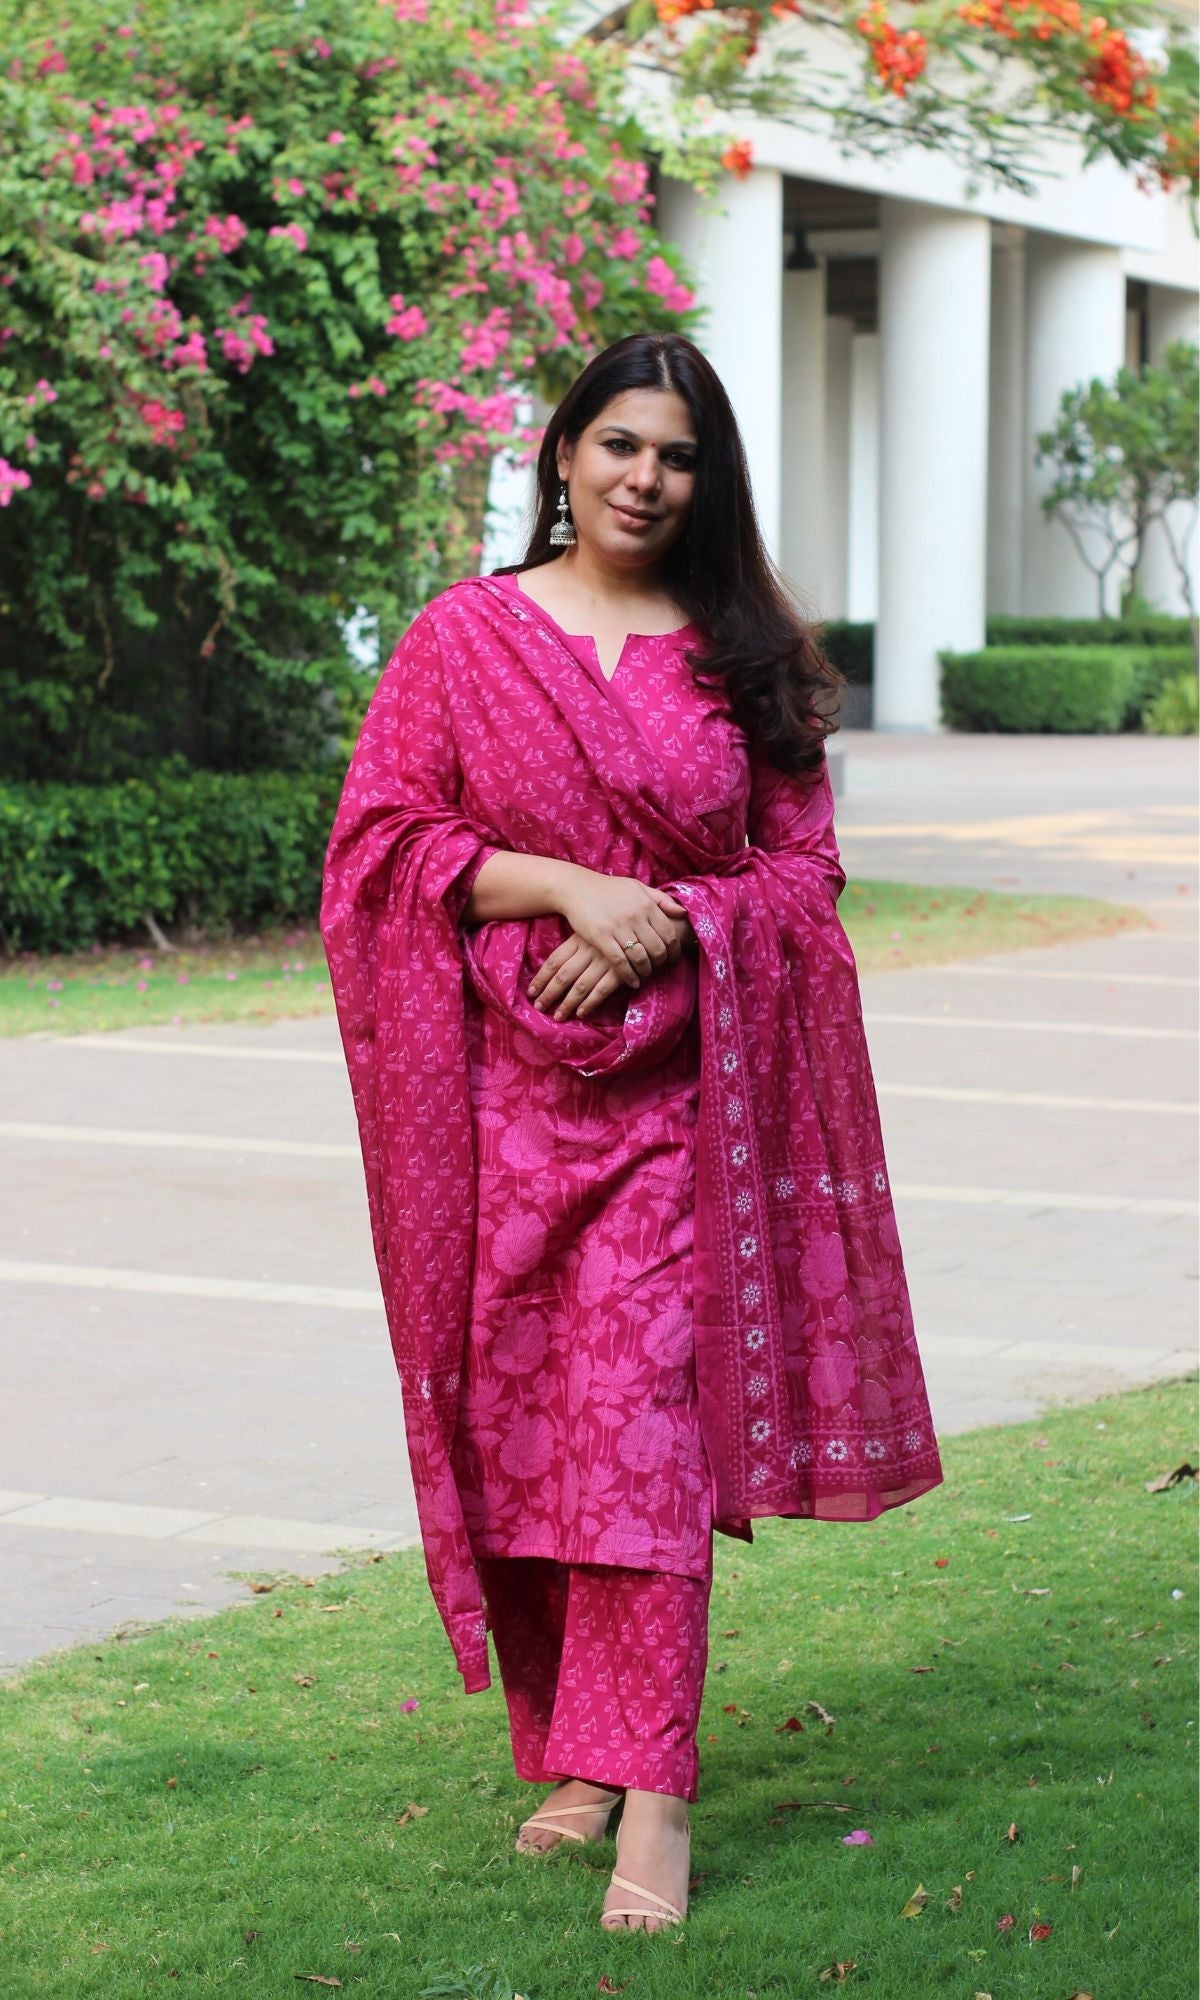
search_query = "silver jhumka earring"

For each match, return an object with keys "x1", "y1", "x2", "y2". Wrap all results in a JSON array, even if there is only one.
[{"x1": 549, "y1": 480, "x2": 576, "y2": 548}]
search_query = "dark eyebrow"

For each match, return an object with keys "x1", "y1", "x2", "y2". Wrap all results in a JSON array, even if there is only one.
[{"x1": 598, "y1": 424, "x2": 698, "y2": 451}]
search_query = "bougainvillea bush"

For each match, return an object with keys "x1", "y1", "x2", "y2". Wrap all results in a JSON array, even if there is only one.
[{"x1": 0, "y1": 0, "x2": 698, "y2": 781}]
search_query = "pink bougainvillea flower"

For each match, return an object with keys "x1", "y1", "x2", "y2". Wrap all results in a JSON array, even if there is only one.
[
  {"x1": 166, "y1": 331, "x2": 208, "y2": 370},
  {"x1": 138, "y1": 250, "x2": 170, "y2": 291},
  {"x1": 204, "y1": 213, "x2": 247, "y2": 255},
  {"x1": 386, "y1": 295, "x2": 428, "y2": 340},
  {"x1": 400, "y1": 1697, "x2": 420, "y2": 1712},
  {"x1": 842, "y1": 1829, "x2": 875, "y2": 1845},
  {"x1": 268, "y1": 223, "x2": 308, "y2": 251},
  {"x1": 286, "y1": 177, "x2": 306, "y2": 196},
  {"x1": 644, "y1": 254, "x2": 695, "y2": 313},
  {"x1": 996, "y1": 1912, "x2": 1015, "y2": 1932},
  {"x1": 326, "y1": 128, "x2": 346, "y2": 144}
]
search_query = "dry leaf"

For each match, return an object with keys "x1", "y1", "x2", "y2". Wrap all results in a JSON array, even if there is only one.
[
  {"x1": 1029, "y1": 1922, "x2": 1053, "y2": 1942},
  {"x1": 598, "y1": 1979, "x2": 630, "y2": 1994},
  {"x1": 294, "y1": 1673, "x2": 317, "y2": 1687},
  {"x1": 898, "y1": 1884, "x2": 927, "y2": 1918},
  {"x1": 773, "y1": 1799, "x2": 851, "y2": 1812},
  {"x1": 1145, "y1": 1461, "x2": 1196, "y2": 1492},
  {"x1": 909, "y1": 1664, "x2": 936, "y2": 1674},
  {"x1": 1071, "y1": 1864, "x2": 1082, "y2": 1890},
  {"x1": 1006, "y1": 1822, "x2": 1020, "y2": 1842},
  {"x1": 1023, "y1": 1587, "x2": 1052, "y2": 1597},
  {"x1": 320, "y1": 1605, "x2": 344, "y2": 1615},
  {"x1": 946, "y1": 1885, "x2": 963, "y2": 1912},
  {"x1": 393, "y1": 1803, "x2": 429, "y2": 1827},
  {"x1": 246, "y1": 1581, "x2": 275, "y2": 1594},
  {"x1": 808, "y1": 1700, "x2": 836, "y2": 1727},
  {"x1": 775, "y1": 1717, "x2": 805, "y2": 1733},
  {"x1": 293, "y1": 1978, "x2": 341, "y2": 1988},
  {"x1": 817, "y1": 1960, "x2": 858, "y2": 1981}
]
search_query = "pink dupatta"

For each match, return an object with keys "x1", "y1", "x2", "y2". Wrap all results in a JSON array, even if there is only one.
[{"x1": 321, "y1": 575, "x2": 943, "y2": 1692}]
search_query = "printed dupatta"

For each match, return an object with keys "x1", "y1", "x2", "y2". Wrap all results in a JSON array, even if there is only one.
[{"x1": 321, "y1": 574, "x2": 944, "y2": 1693}]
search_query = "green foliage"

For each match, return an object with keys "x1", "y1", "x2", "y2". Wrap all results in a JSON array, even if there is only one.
[
  {"x1": 936, "y1": 644, "x2": 1197, "y2": 732},
  {"x1": 0, "y1": 766, "x2": 340, "y2": 952},
  {"x1": 0, "y1": 0, "x2": 698, "y2": 781},
  {"x1": 984, "y1": 612, "x2": 1194, "y2": 650},
  {"x1": 1035, "y1": 341, "x2": 1200, "y2": 617},
  {"x1": 1143, "y1": 666, "x2": 1200, "y2": 734},
  {"x1": 817, "y1": 619, "x2": 874, "y2": 686}
]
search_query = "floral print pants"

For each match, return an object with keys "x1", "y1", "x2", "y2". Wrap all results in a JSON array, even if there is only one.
[{"x1": 478, "y1": 1553, "x2": 713, "y2": 1803}]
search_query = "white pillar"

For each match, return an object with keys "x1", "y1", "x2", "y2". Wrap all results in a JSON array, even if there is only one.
[
  {"x1": 876, "y1": 199, "x2": 991, "y2": 731},
  {"x1": 987, "y1": 234, "x2": 1025, "y2": 615},
  {"x1": 1137, "y1": 285, "x2": 1200, "y2": 616},
  {"x1": 846, "y1": 332, "x2": 878, "y2": 624},
  {"x1": 780, "y1": 263, "x2": 827, "y2": 615},
  {"x1": 1023, "y1": 235, "x2": 1127, "y2": 616},
  {"x1": 823, "y1": 315, "x2": 854, "y2": 620},
  {"x1": 656, "y1": 170, "x2": 783, "y2": 560}
]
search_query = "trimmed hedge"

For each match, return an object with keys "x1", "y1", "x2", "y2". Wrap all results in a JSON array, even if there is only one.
[
  {"x1": 938, "y1": 645, "x2": 1196, "y2": 733},
  {"x1": 818, "y1": 620, "x2": 874, "y2": 686},
  {"x1": 0, "y1": 765, "x2": 341, "y2": 954},
  {"x1": 985, "y1": 613, "x2": 1194, "y2": 651}
]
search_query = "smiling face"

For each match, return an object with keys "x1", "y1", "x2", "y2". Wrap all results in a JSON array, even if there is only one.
[{"x1": 555, "y1": 386, "x2": 698, "y2": 575}]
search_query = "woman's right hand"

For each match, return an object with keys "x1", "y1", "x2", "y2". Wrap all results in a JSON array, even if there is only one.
[{"x1": 554, "y1": 867, "x2": 691, "y2": 991}]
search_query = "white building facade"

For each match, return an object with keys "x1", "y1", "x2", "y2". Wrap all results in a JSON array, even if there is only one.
[{"x1": 486, "y1": 18, "x2": 1200, "y2": 731}]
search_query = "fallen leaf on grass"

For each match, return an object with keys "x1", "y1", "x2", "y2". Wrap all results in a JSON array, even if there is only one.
[
  {"x1": 1023, "y1": 1588, "x2": 1052, "y2": 1597},
  {"x1": 246, "y1": 1581, "x2": 275, "y2": 1595},
  {"x1": 816, "y1": 1960, "x2": 857, "y2": 1981},
  {"x1": 808, "y1": 1700, "x2": 836, "y2": 1727},
  {"x1": 598, "y1": 1978, "x2": 630, "y2": 1994},
  {"x1": 908, "y1": 1664, "x2": 937, "y2": 1674},
  {"x1": 774, "y1": 1800, "x2": 852, "y2": 1813},
  {"x1": 294, "y1": 1674, "x2": 317, "y2": 1688},
  {"x1": 898, "y1": 1884, "x2": 927, "y2": 1918},
  {"x1": 775, "y1": 1717, "x2": 805, "y2": 1732},
  {"x1": 1029, "y1": 1922, "x2": 1053, "y2": 1942},
  {"x1": 1145, "y1": 1462, "x2": 1197, "y2": 1492},
  {"x1": 996, "y1": 1914, "x2": 1014, "y2": 1933},
  {"x1": 393, "y1": 1803, "x2": 429, "y2": 1827},
  {"x1": 1072, "y1": 1864, "x2": 1082, "y2": 1890},
  {"x1": 293, "y1": 1978, "x2": 341, "y2": 1988},
  {"x1": 946, "y1": 1885, "x2": 963, "y2": 1912},
  {"x1": 1006, "y1": 1823, "x2": 1020, "y2": 1842}
]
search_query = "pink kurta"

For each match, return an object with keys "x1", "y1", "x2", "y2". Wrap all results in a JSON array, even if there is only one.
[
  {"x1": 321, "y1": 569, "x2": 945, "y2": 1694},
  {"x1": 453, "y1": 578, "x2": 736, "y2": 1578}
]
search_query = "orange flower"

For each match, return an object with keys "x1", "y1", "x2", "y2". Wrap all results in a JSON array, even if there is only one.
[{"x1": 721, "y1": 137, "x2": 755, "y2": 177}]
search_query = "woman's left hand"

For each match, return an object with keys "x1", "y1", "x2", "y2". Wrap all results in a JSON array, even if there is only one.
[{"x1": 529, "y1": 902, "x2": 693, "y2": 1022}]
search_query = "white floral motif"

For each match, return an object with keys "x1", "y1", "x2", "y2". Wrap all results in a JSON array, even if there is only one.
[
  {"x1": 904, "y1": 1427, "x2": 924, "y2": 1451},
  {"x1": 864, "y1": 1438, "x2": 887, "y2": 1460},
  {"x1": 749, "y1": 1418, "x2": 772, "y2": 1443},
  {"x1": 730, "y1": 1143, "x2": 749, "y2": 1168},
  {"x1": 738, "y1": 1234, "x2": 758, "y2": 1259},
  {"x1": 718, "y1": 1005, "x2": 733, "y2": 1029},
  {"x1": 824, "y1": 1437, "x2": 849, "y2": 1462},
  {"x1": 773, "y1": 1175, "x2": 795, "y2": 1200},
  {"x1": 419, "y1": 1376, "x2": 432, "y2": 1401},
  {"x1": 695, "y1": 916, "x2": 715, "y2": 940},
  {"x1": 789, "y1": 1441, "x2": 813, "y2": 1467},
  {"x1": 714, "y1": 958, "x2": 727, "y2": 980},
  {"x1": 816, "y1": 1172, "x2": 833, "y2": 1196},
  {"x1": 626, "y1": 1005, "x2": 643, "y2": 1024},
  {"x1": 674, "y1": 883, "x2": 694, "y2": 899},
  {"x1": 726, "y1": 1095, "x2": 744, "y2": 1123},
  {"x1": 835, "y1": 1179, "x2": 860, "y2": 1203},
  {"x1": 734, "y1": 1189, "x2": 753, "y2": 1217},
  {"x1": 749, "y1": 1465, "x2": 769, "y2": 1488},
  {"x1": 873, "y1": 1169, "x2": 888, "y2": 1193},
  {"x1": 748, "y1": 1372, "x2": 768, "y2": 1398},
  {"x1": 741, "y1": 1280, "x2": 763, "y2": 1308},
  {"x1": 744, "y1": 1327, "x2": 765, "y2": 1352},
  {"x1": 721, "y1": 1051, "x2": 739, "y2": 1074}
]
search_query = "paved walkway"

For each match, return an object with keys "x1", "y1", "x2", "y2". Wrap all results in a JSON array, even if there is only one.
[{"x1": 1, "y1": 732, "x2": 1195, "y2": 1673}]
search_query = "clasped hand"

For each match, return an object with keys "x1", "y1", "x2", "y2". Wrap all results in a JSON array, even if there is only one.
[{"x1": 527, "y1": 871, "x2": 694, "y2": 1022}]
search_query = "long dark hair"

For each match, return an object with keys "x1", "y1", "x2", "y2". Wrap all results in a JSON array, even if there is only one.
[{"x1": 494, "y1": 332, "x2": 844, "y2": 777}]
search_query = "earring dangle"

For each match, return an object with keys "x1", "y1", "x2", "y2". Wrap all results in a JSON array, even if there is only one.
[{"x1": 549, "y1": 481, "x2": 576, "y2": 548}]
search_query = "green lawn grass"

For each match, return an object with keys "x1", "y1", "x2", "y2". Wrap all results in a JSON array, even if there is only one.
[
  {"x1": 0, "y1": 883, "x2": 1147, "y2": 1039},
  {"x1": 1, "y1": 1374, "x2": 1194, "y2": 1998}
]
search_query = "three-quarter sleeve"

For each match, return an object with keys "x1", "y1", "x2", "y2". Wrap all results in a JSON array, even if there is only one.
[{"x1": 745, "y1": 741, "x2": 847, "y2": 908}]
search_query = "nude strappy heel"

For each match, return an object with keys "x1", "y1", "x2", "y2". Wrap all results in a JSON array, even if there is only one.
[
  {"x1": 601, "y1": 1813, "x2": 690, "y2": 1930},
  {"x1": 515, "y1": 1785, "x2": 624, "y2": 1851}
]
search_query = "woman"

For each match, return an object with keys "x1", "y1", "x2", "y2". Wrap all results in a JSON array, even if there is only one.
[{"x1": 321, "y1": 331, "x2": 944, "y2": 1935}]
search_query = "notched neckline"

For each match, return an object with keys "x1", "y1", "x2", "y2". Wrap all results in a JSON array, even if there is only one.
[{"x1": 500, "y1": 570, "x2": 694, "y2": 683}]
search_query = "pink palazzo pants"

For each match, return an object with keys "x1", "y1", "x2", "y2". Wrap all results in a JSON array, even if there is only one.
[{"x1": 478, "y1": 1552, "x2": 713, "y2": 1804}]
